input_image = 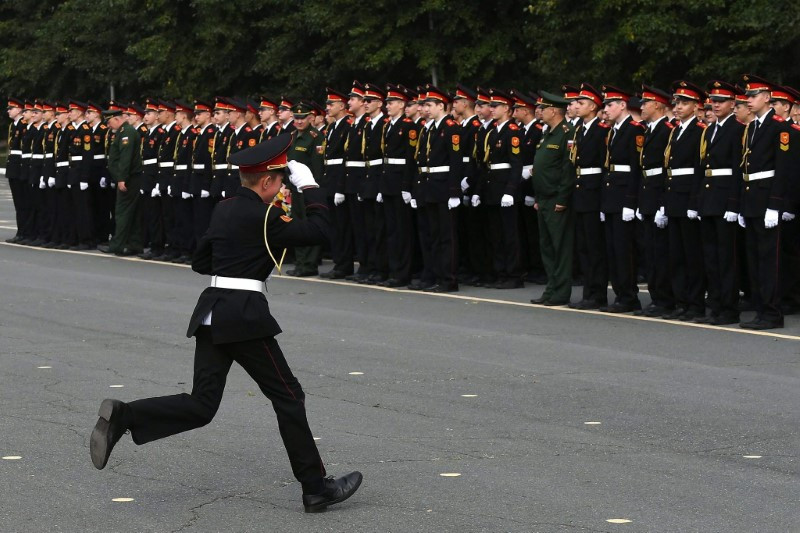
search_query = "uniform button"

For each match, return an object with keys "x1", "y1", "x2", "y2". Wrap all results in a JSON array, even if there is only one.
[
  {"x1": 643, "y1": 185, "x2": 646, "y2": 189},
  {"x1": 667, "y1": 187, "x2": 671, "y2": 191},
  {"x1": 746, "y1": 186, "x2": 750, "y2": 191},
  {"x1": 706, "y1": 164, "x2": 711, "y2": 168},
  {"x1": 668, "y1": 177, "x2": 672, "y2": 181},
  {"x1": 705, "y1": 184, "x2": 710, "y2": 188},
  {"x1": 670, "y1": 156, "x2": 673, "y2": 160},
  {"x1": 606, "y1": 183, "x2": 610, "y2": 187},
  {"x1": 576, "y1": 184, "x2": 580, "y2": 188}
]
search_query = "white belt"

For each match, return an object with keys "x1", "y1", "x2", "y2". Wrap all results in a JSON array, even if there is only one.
[
  {"x1": 366, "y1": 158, "x2": 383, "y2": 166},
  {"x1": 230, "y1": 165, "x2": 239, "y2": 170},
  {"x1": 325, "y1": 158, "x2": 344, "y2": 165},
  {"x1": 143, "y1": 158, "x2": 157, "y2": 165},
  {"x1": 21, "y1": 153, "x2": 31, "y2": 159},
  {"x1": 69, "y1": 155, "x2": 82, "y2": 161},
  {"x1": 609, "y1": 164, "x2": 630, "y2": 172},
  {"x1": 428, "y1": 166, "x2": 450, "y2": 173},
  {"x1": 213, "y1": 164, "x2": 228, "y2": 170},
  {"x1": 159, "y1": 162, "x2": 174, "y2": 168},
  {"x1": 93, "y1": 154, "x2": 106, "y2": 160},
  {"x1": 667, "y1": 168, "x2": 694, "y2": 177},
  {"x1": 385, "y1": 158, "x2": 406, "y2": 165},
  {"x1": 576, "y1": 167, "x2": 602, "y2": 176},
  {"x1": 346, "y1": 161, "x2": 366, "y2": 168},
  {"x1": 209, "y1": 275, "x2": 264, "y2": 292},
  {"x1": 644, "y1": 168, "x2": 663, "y2": 177},
  {"x1": 462, "y1": 157, "x2": 470, "y2": 163},
  {"x1": 32, "y1": 154, "x2": 44, "y2": 160},
  {"x1": 9, "y1": 150, "x2": 22, "y2": 155},
  {"x1": 704, "y1": 168, "x2": 732, "y2": 177},
  {"x1": 192, "y1": 164, "x2": 206, "y2": 170},
  {"x1": 56, "y1": 161, "x2": 69, "y2": 167},
  {"x1": 489, "y1": 163, "x2": 511, "y2": 170},
  {"x1": 44, "y1": 153, "x2": 54, "y2": 158},
  {"x1": 743, "y1": 170, "x2": 775, "y2": 182},
  {"x1": 175, "y1": 164, "x2": 188, "y2": 170}
]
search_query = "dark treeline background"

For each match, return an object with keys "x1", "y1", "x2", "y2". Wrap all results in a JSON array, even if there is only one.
[{"x1": 1, "y1": 0, "x2": 800, "y2": 106}]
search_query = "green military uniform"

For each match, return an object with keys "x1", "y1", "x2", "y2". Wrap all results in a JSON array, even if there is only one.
[
  {"x1": 107, "y1": 118, "x2": 144, "y2": 254},
  {"x1": 287, "y1": 102, "x2": 325, "y2": 275},
  {"x1": 531, "y1": 91, "x2": 576, "y2": 304}
]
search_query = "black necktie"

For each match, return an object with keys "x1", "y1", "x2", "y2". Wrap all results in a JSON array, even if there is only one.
[
  {"x1": 710, "y1": 123, "x2": 719, "y2": 143},
  {"x1": 750, "y1": 119, "x2": 759, "y2": 144}
]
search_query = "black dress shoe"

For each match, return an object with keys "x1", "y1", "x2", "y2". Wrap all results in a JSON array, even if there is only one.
[
  {"x1": 137, "y1": 251, "x2": 155, "y2": 260},
  {"x1": 5, "y1": 236, "x2": 21, "y2": 244},
  {"x1": 530, "y1": 296, "x2": 549, "y2": 304},
  {"x1": 379, "y1": 278, "x2": 409, "y2": 288},
  {"x1": 663, "y1": 307, "x2": 687, "y2": 320},
  {"x1": 605, "y1": 303, "x2": 638, "y2": 313},
  {"x1": 320, "y1": 270, "x2": 351, "y2": 279},
  {"x1": 679, "y1": 310, "x2": 704, "y2": 321},
  {"x1": 640, "y1": 305, "x2": 671, "y2": 318},
  {"x1": 295, "y1": 269, "x2": 319, "y2": 277},
  {"x1": 30, "y1": 239, "x2": 46, "y2": 247},
  {"x1": 56, "y1": 243, "x2": 71, "y2": 250},
  {"x1": 302, "y1": 471, "x2": 363, "y2": 513},
  {"x1": 543, "y1": 299, "x2": 568, "y2": 306},
  {"x1": 97, "y1": 244, "x2": 113, "y2": 254},
  {"x1": 492, "y1": 279, "x2": 524, "y2": 289},
  {"x1": 692, "y1": 315, "x2": 716, "y2": 324},
  {"x1": 90, "y1": 399, "x2": 130, "y2": 470},
  {"x1": 115, "y1": 248, "x2": 140, "y2": 257},
  {"x1": 17, "y1": 238, "x2": 33, "y2": 245},
  {"x1": 425, "y1": 283, "x2": 459, "y2": 293},
  {"x1": 711, "y1": 315, "x2": 740, "y2": 326},
  {"x1": 407, "y1": 280, "x2": 435, "y2": 291},
  {"x1": 41, "y1": 241, "x2": 57, "y2": 249},
  {"x1": 740, "y1": 319, "x2": 784, "y2": 330},
  {"x1": 569, "y1": 300, "x2": 605, "y2": 310},
  {"x1": 171, "y1": 254, "x2": 189, "y2": 263}
]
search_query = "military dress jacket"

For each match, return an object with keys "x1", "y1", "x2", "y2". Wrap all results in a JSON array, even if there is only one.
[
  {"x1": 323, "y1": 116, "x2": 349, "y2": 194},
  {"x1": 663, "y1": 116, "x2": 706, "y2": 216},
  {"x1": 602, "y1": 115, "x2": 645, "y2": 214},
  {"x1": 531, "y1": 119, "x2": 575, "y2": 206},
  {"x1": 638, "y1": 117, "x2": 673, "y2": 215},
  {"x1": 381, "y1": 116, "x2": 418, "y2": 196},
  {"x1": 363, "y1": 115, "x2": 388, "y2": 200},
  {"x1": 697, "y1": 115, "x2": 746, "y2": 216},
  {"x1": 423, "y1": 115, "x2": 463, "y2": 203},
  {"x1": 571, "y1": 117, "x2": 609, "y2": 213},
  {"x1": 740, "y1": 108, "x2": 792, "y2": 217}
]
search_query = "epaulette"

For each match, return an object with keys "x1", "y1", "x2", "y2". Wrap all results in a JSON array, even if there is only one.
[
  {"x1": 665, "y1": 122, "x2": 675, "y2": 129},
  {"x1": 696, "y1": 121, "x2": 707, "y2": 128},
  {"x1": 67, "y1": 124, "x2": 75, "y2": 130},
  {"x1": 365, "y1": 116, "x2": 371, "y2": 122},
  {"x1": 472, "y1": 119, "x2": 481, "y2": 127},
  {"x1": 173, "y1": 124, "x2": 181, "y2": 131},
  {"x1": 309, "y1": 130, "x2": 318, "y2": 138},
  {"x1": 244, "y1": 126, "x2": 252, "y2": 132},
  {"x1": 792, "y1": 123, "x2": 800, "y2": 131},
  {"x1": 630, "y1": 120, "x2": 642, "y2": 127},
  {"x1": 403, "y1": 117, "x2": 412, "y2": 123},
  {"x1": 100, "y1": 124, "x2": 107, "y2": 130},
  {"x1": 383, "y1": 117, "x2": 390, "y2": 123},
  {"x1": 772, "y1": 114, "x2": 785, "y2": 122},
  {"x1": 80, "y1": 123, "x2": 91, "y2": 130},
  {"x1": 508, "y1": 122, "x2": 519, "y2": 130},
  {"x1": 446, "y1": 118, "x2": 457, "y2": 127},
  {"x1": 156, "y1": 127, "x2": 164, "y2": 134},
  {"x1": 598, "y1": 122, "x2": 611, "y2": 128},
  {"x1": 562, "y1": 124, "x2": 570, "y2": 132}
]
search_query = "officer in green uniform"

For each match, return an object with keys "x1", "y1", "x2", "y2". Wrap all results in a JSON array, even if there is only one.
[
  {"x1": 286, "y1": 101, "x2": 325, "y2": 276},
  {"x1": 100, "y1": 107, "x2": 143, "y2": 256},
  {"x1": 530, "y1": 91, "x2": 576, "y2": 306}
]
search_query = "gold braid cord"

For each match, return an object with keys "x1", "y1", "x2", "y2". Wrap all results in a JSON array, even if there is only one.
[{"x1": 263, "y1": 203, "x2": 287, "y2": 276}]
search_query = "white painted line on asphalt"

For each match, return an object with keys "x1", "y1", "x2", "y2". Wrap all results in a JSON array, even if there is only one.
[
  {"x1": 439, "y1": 473, "x2": 461, "y2": 477},
  {"x1": 742, "y1": 455, "x2": 762, "y2": 459},
  {"x1": 313, "y1": 437, "x2": 321, "y2": 441},
  {"x1": 0, "y1": 225, "x2": 18, "y2": 230},
  {"x1": 37, "y1": 365, "x2": 52, "y2": 369},
  {"x1": 461, "y1": 394, "x2": 478, "y2": 398},
  {"x1": 606, "y1": 518, "x2": 632, "y2": 524},
  {"x1": 109, "y1": 385, "x2": 124, "y2": 388},
  {"x1": 2, "y1": 456, "x2": 22, "y2": 460},
  {"x1": 584, "y1": 421, "x2": 602, "y2": 425},
  {"x1": 3, "y1": 241, "x2": 799, "y2": 341},
  {"x1": 111, "y1": 497, "x2": 135, "y2": 502},
  {"x1": 348, "y1": 372, "x2": 364, "y2": 375}
]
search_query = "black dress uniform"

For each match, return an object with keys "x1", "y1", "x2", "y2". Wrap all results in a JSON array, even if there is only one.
[
  {"x1": 5, "y1": 98, "x2": 27, "y2": 243},
  {"x1": 190, "y1": 101, "x2": 216, "y2": 244},
  {"x1": 468, "y1": 98, "x2": 496, "y2": 285},
  {"x1": 637, "y1": 86, "x2": 675, "y2": 316},
  {"x1": 140, "y1": 100, "x2": 167, "y2": 256},
  {"x1": 156, "y1": 103, "x2": 181, "y2": 260},
  {"x1": 172, "y1": 101, "x2": 198, "y2": 261},
  {"x1": 224, "y1": 102, "x2": 259, "y2": 199},
  {"x1": 778, "y1": 86, "x2": 800, "y2": 313},
  {"x1": 87, "y1": 105, "x2": 113, "y2": 245},
  {"x1": 379, "y1": 84, "x2": 419, "y2": 286},
  {"x1": 361, "y1": 84, "x2": 389, "y2": 283},
  {"x1": 570, "y1": 85, "x2": 609, "y2": 308},
  {"x1": 24, "y1": 111, "x2": 46, "y2": 243},
  {"x1": 40, "y1": 107, "x2": 60, "y2": 245},
  {"x1": 422, "y1": 86, "x2": 463, "y2": 291},
  {"x1": 663, "y1": 82, "x2": 709, "y2": 320},
  {"x1": 210, "y1": 98, "x2": 234, "y2": 200},
  {"x1": 410, "y1": 115, "x2": 437, "y2": 289},
  {"x1": 342, "y1": 83, "x2": 370, "y2": 280},
  {"x1": 66, "y1": 102, "x2": 95, "y2": 248},
  {"x1": 51, "y1": 106, "x2": 73, "y2": 247},
  {"x1": 601, "y1": 87, "x2": 645, "y2": 311},
  {"x1": 319, "y1": 88, "x2": 353, "y2": 278},
  {"x1": 697, "y1": 81, "x2": 746, "y2": 324},
  {"x1": 90, "y1": 134, "x2": 363, "y2": 512},
  {"x1": 739, "y1": 75, "x2": 793, "y2": 328}
]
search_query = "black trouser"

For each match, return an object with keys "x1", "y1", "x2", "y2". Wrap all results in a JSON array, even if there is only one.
[
  {"x1": 9, "y1": 179, "x2": 31, "y2": 239},
  {"x1": 780, "y1": 218, "x2": 800, "y2": 309},
  {"x1": 127, "y1": 327, "x2": 326, "y2": 489},
  {"x1": 23, "y1": 180, "x2": 42, "y2": 239},
  {"x1": 383, "y1": 194, "x2": 413, "y2": 281},
  {"x1": 668, "y1": 216, "x2": 705, "y2": 313},
  {"x1": 93, "y1": 185, "x2": 115, "y2": 244},
  {"x1": 345, "y1": 194, "x2": 367, "y2": 274},
  {"x1": 160, "y1": 193, "x2": 175, "y2": 253},
  {"x1": 642, "y1": 214, "x2": 674, "y2": 309},
  {"x1": 520, "y1": 204, "x2": 544, "y2": 279},
  {"x1": 486, "y1": 204, "x2": 522, "y2": 281},
  {"x1": 745, "y1": 216, "x2": 782, "y2": 323},
  {"x1": 172, "y1": 197, "x2": 193, "y2": 255},
  {"x1": 426, "y1": 201, "x2": 458, "y2": 286},
  {"x1": 701, "y1": 216, "x2": 739, "y2": 318},
  {"x1": 70, "y1": 184, "x2": 95, "y2": 245},
  {"x1": 142, "y1": 191, "x2": 165, "y2": 253},
  {"x1": 414, "y1": 202, "x2": 436, "y2": 284},
  {"x1": 331, "y1": 196, "x2": 354, "y2": 274},
  {"x1": 604, "y1": 213, "x2": 639, "y2": 307},
  {"x1": 51, "y1": 187, "x2": 73, "y2": 244},
  {"x1": 467, "y1": 204, "x2": 494, "y2": 282},
  {"x1": 575, "y1": 210, "x2": 608, "y2": 304},
  {"x1": 362, "y1": 198, "x2": 387, "y2": 277},
  {"x1": 39, "y1": 186, "x2": 56, "y2": 241}
]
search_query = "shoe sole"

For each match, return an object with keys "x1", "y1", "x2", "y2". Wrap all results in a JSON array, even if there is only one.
[
  {"x1": 304, "y1": 474, "x2": 363, "y2": 513},
  {"x1": 90, "y1": 399, "x2": 117, "y2": 470}
]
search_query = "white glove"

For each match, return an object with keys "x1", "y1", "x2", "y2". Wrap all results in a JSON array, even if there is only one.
[
  {"x1": 47, "y1": 177, "x2": 55, "y2": 188},
  {"x1": 151, "y1": 186, "x2": 160, "y2": 198},
  {"x1": 460, "y1": 177, "x2": 469, "y2": 192},
  {"x1": 410, "y1": 199, "x2": 417, "y2": 209},
  {"x1": 39, "y1": 177, "x2": 46, "y2": 189},
  {"x1": 723, "y1": 211, "x2": 738, "y2": 223},
  {"x1": 500, "y1": 194, "x2": 514, "y2": 207},
  {"x1": 765, "y1": 208, "x2": 779, "y2": 229},
  {"x1": 67, "y1": 184, "x2": 71, "y2": 189},
  {"x1": 99, "y1": 177, "x2": 107, "y2": 188},
  {"x1": 287, "y1": 160, "x2": 318, "y2": 189},
  {"x1": 200, "y1": 189, "x2": 210, "y2": 198},
  {"x1": 462, "y1": 195, "x2": 470, "y2": 207},
  {"x1": 635, "y1": 208, "x2": 643, "y2": 221},
  {"x1": 471, "y1": 195, "x2": 480, "y2": 207},
  {"x1": 524, "y1": 196, "x2": 535, "y2": 207},
  {"x1": 687, "y1": 209, "x2": 699, "y2": 220},
  {"x1": 654, "y1": 206, "x2": 667, "y2": 228},
  {"x1": 376, "y1": 193, "x2": 383, "y2": 203},
  {"x1": 80, "y1": 182, "x2": 89, "y2": 191},
  {"x1": 600, "y1": 212, "x2": 605, "y2": 222},
  {"x1": 401, "y1": 191, "x2": 412, "y2": 204},
  {"x1": 139, "y1": 189, "x2": 145, "y2": 195},
  {"x1": 782, "y1": 212, "x2": 795, "y2": 222},
  {"x1": 167, "y1": 185, "x2": 172, "y2": 197},
  {"x1": 448, "y1": 197, "x2": 460, "y2": 210},
  {"x1": 622, "y1": 207, "x2": 635, "y2": 222},
  {"x1": 181, "y1": 191, "x2": 191, "y2": 200},
  {"x1": 521, "y1": 166, "x2": 532, "y2": 180},
  {"x1": 334, "y1": 193, "x2": 345, "y2": 206},
  {"x1": 221, "y1": 190, "x2": 225, "y2": 198},
  {"x1": 738, "y1": 214, "x2": 746, "y2": 228},
  {"x1": 109, "y1": 182, "x2": 115, "y2": 188}
]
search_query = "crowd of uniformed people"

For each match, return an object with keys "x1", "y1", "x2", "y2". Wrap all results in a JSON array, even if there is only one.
[{"x1": 5, "y1": 74, "x2": 800, "y2": 330}]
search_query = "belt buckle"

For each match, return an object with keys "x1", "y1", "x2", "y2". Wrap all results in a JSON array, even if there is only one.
[
  {"x1": 704, "y1": 169, "x2": 712, "y2": 177},
  {"x1": 743, "y1": 174, "x2": 750, "y2": 182},
  {"x1": 666, "y1": 169, "x2": 673, "y2": 178}
]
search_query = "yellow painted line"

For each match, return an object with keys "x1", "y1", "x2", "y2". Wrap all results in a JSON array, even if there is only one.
[{"x1": 3, "y1": 242, "x2": 799, "y2": 341}]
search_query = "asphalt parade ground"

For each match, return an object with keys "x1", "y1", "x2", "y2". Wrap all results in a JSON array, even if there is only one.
[{"x1": 1, "y1": 180, "x2": 798, "y2": 532}]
